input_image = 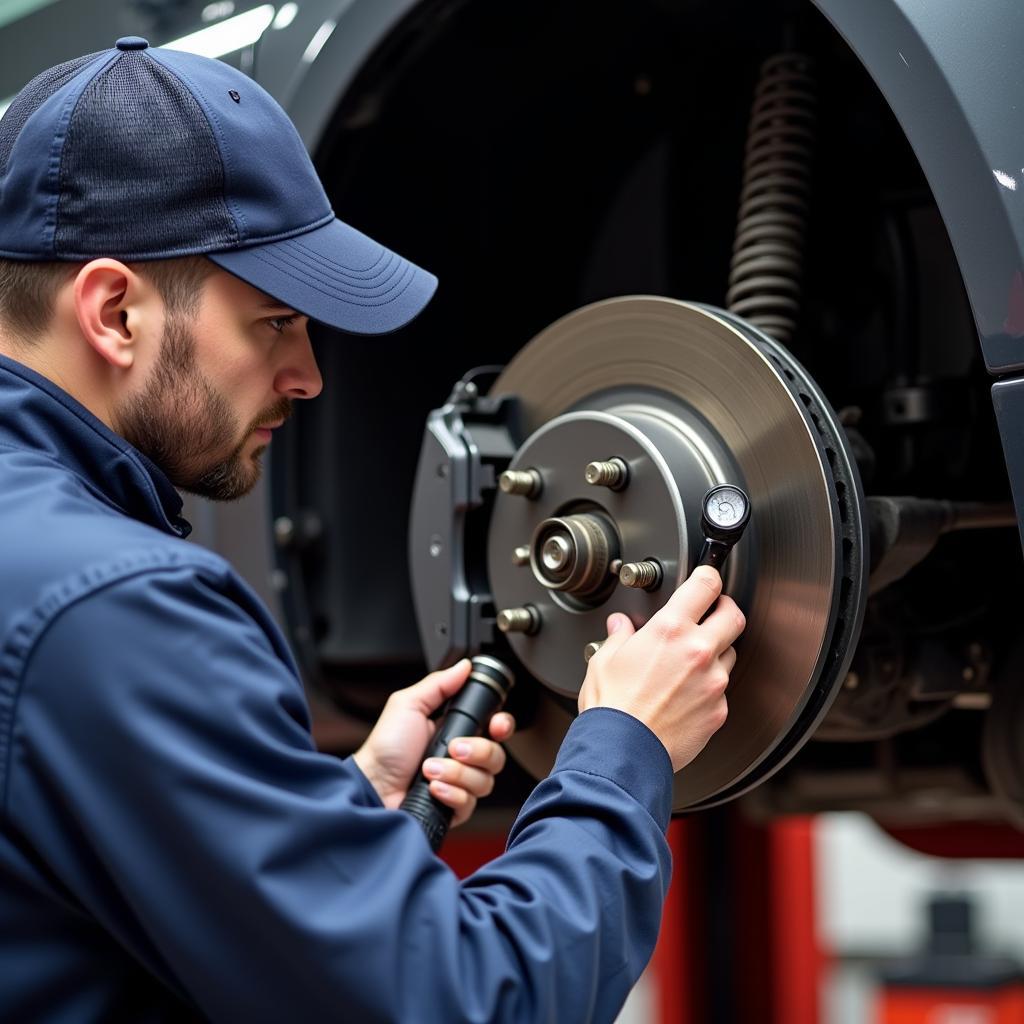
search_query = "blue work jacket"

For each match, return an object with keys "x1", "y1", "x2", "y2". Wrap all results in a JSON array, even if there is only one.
[{"x1": 0, "y1": 354, "x2": 673, "y2": 1023}]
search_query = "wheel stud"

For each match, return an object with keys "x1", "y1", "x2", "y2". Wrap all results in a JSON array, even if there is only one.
[
  {"x1": 496, "y1": 605, "x2": 541, "y2": 635},
  {"x1": 619, "y1": 560, "x2": 663, "y2": 590},
  {"x1": 584, "y1": 641, "x2": 604, "y2": 663},
  {"x1": 511, "y1": 545, "x2": 531, "y2": 566},
  {"x1": 585, "y1": 458, "x2": 629, "y2": 490},
  {"x1": 499, "y1": 468, "x2": 543, "y2": 498}
]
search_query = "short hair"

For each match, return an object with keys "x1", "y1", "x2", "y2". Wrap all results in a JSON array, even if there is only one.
[{"x1": 0, "y1": 255, "x2": 215, "y2": 345}]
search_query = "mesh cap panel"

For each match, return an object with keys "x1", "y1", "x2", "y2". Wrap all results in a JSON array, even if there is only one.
[
  {"x1": 0, "y1": 37, "x2": 436, "y2": 332},
  {"x1": 55, "y1": 50, "x2": 238, "y2": 257},
  {"x1": 0, "y1": 51, "x2": 104, "y2": 177}
]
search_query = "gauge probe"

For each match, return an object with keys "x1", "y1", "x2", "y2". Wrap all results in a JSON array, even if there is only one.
[{"x1": 400, "y1": 655, "x2": 515, "y2": 852}]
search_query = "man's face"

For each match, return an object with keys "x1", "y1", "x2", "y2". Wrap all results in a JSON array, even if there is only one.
[{"x1": 114, "y1": 269, "x2": 321, "y2": 501}]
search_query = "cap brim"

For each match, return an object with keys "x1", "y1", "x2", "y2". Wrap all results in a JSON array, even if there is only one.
[{"x1": 207, "y1": 217, "x2": 437, "y2": 335}]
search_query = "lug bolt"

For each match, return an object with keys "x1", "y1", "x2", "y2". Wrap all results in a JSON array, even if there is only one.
[
  {"x1": 496, "y1": 605, "x2": 541, "y2": 635},
  {"x1": 584, "y1": 640, "x2": 604, "y2": 663},
  {"x1": 511, "y1": 545, "x2": 531, "y2": 566},
  {"x1": 499, "y1": 468, "x2": 543, "y2": 498},
  {"x1": 585, "y1": 458, "x2": 629, "y2": 490},
  {"x1": 619, "y1": 560, "x2": 663, "y2": 591}
]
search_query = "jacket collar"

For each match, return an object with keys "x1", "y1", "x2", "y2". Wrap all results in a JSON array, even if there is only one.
[{"x1": 0, "y1": 354, "x2": 192, "y2": 538}]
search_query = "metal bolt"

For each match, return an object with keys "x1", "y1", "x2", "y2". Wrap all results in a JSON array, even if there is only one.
[
  {"x1": 499, "y1": 468, "x2": 543, "y2": 498},
  {"x1": 585, "y1": 458, "x2": 629, "y2": 490},
  {"x1": 496, "y1": 605, "x2": 541, "y2": 635},
  {"x1": 511, "y1": 545, "x2": 531, "y2": 566},
  {"x1": 619, "y1": 560, "x2": 663, "y2": 590},
  {"x1": 584, "y1": 641, "x2": 604, "y2": 663}
]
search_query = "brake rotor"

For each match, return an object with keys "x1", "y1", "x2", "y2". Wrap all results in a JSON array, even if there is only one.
[{"x1": 487, "y1": 296, "x2": 867, "y2": 811}]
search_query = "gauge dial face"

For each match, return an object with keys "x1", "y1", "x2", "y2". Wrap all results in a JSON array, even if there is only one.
[{"x1": 704, "y1": 486, "x2": 748, "y2": 531}]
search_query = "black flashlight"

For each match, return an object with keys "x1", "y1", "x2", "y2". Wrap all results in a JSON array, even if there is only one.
[
  {"x1": 400, "y1": 655, "x2": 515, "y2": 853},
  {"x1": 698, "y1": 484, "x2": 751, "y2": 570}
]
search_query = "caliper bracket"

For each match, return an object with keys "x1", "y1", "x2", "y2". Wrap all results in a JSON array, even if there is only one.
[{"x1": 408, "y1": 378, "x2": 521, "y2": 668}]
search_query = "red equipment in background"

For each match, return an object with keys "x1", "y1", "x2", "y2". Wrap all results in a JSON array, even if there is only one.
[{"x1": 442, "y1": 813, "x2": 825, "y2": 1023}]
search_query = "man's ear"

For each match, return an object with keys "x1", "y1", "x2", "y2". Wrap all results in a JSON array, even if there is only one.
[{"x1": 72, "y1": 259, "x2": 156, "y2": 370}]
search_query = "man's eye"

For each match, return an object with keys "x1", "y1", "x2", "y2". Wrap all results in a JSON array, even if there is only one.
[{"x1": 267, "y1": 315, "x2": 298, "y2": 333}]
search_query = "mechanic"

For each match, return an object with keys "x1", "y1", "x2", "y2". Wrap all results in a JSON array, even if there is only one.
[{"x1": 0, "y1": 39, "x2": 744, "y2": 1023}]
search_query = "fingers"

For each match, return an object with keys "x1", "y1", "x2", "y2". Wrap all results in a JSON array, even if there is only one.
[
  {"x1": 587, "y1": 612, "x2": 635, "y2": 665},
  {"x1": 420, "y1": 737, "x2": 506, "y2": 794},
  {"x1": 447, "y1": 736, "x2": 507, "y2": 776},
  {"x1": 400, "y1": 659, "x2": 472, "y2": 716},
  {"x1": 424, "y1": 758, "x2": 496, "y2": 799},
  {"x1": 488, "y1": 711, "x2": 516, "y2": 742},
  {"x1": 424, "y1": 736, "x2": 508, "y2": 827},
  {"x1": 655, "y1": 565, "x2": 723, "y2": 626},
  {"x1": 428, "y1": 780, "x2": 477, "y2": 828},
  {"x1": 698, "y1": 595, "x2": 746, "y2": 654},
  {"x1": 606, "y1": 612, "x2": 636, "y2": 643},
  {"x1": 721, "y1": 645, "x2": 737, "y2": 674}
]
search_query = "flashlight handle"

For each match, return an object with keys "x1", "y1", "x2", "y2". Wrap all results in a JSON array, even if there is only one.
[
  {"x1": 697, "y1": 537, "x2": 735, "y2": 571},
  {"x1": 695, "y1": 538, "x2": 737, "y2": 624},
  {"x1": 400, "y1": 675, "x2": 509, "y2": 853}
]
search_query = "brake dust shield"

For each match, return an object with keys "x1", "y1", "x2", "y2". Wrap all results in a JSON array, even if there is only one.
[{"x1": 487, "y1": 297, "x2": 867, "y2": 811}]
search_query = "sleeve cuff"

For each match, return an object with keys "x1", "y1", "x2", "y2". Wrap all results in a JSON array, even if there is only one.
[
  {"x1": 343, "y1": 755, "x2": 386, "y2": 809},
  {"x1": 553, "y1": 707, "x2": 674, "y2": 831}
]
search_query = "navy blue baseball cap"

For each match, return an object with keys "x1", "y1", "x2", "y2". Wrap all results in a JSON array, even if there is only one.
[{"x1": 0, "y1": 36, "x2": 437, "y2": 335}]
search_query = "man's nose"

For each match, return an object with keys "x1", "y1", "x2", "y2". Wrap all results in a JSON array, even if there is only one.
[{"x1": 275, "y1": 332, "x2": 323, "y2": 400}]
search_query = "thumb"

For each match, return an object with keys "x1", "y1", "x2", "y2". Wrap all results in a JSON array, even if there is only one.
[
  {"x1": 403, "y1": 658, "x2": 472, "y2": 716},
  {"x1": 598, "y1": 613, "x2": 635, "y2": 658}
]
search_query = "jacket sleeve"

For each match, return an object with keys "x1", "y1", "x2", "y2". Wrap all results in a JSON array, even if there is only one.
[{"x1": 10, "y1": 561, "x2": 673, "y2": 1024}]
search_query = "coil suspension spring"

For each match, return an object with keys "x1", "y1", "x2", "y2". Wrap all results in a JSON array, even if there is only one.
[{"x1": 727, "y1": 52, "x2": 816, "y2": 345}]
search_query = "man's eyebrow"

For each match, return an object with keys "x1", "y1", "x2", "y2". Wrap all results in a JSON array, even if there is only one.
[{"x1": 258, "y1": 300, "x2": 305, "y2": 315}]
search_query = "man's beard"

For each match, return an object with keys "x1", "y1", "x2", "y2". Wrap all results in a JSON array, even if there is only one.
[{"x1": 114, "y1": 315, "x2": 291, "y2": 501}]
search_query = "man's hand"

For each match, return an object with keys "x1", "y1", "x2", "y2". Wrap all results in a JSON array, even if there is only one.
[
  {"x1": 578, "y1": 565, "x2": 745, "y2": 773},
  {"x1": 353, "y1": 660, "x2": 516, "y2": 827}
]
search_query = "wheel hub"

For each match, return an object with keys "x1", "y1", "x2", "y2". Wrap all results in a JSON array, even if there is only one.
[{"x1": 485, "y1": 297, "x2": 867, "y2": 810}]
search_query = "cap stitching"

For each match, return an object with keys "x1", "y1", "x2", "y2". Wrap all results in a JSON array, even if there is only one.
[
  {"x1": 44, "y1": 50, "x2": 119, "y2": 255},
  {"x1": 243, "y1": 246, "x2": 417, "y2": 308},
  {"x1": 0, "y1": 209, "x2": 338, "y2": 262},
  {"x1": 54, "y1": 49, "x2": 240, "y2": 255},
  {"x1": 0, "y1": 50, "x2": 106, "y2": 178},
  {"x1": 283, "y1": 235, "x2": 391, "y2": 278},
  {"x1": 249, "y1": 247, "x2": 411, "y2": 302},
  {"x1": 244, "y1": 245, "x2": 413, "y2": 301},
  {"x1": 144, "y1": 48, "x2": 246, "y2": 239},
  {"x1": 202, "y1": 209, "x2": 335, "y2": 253},
  {"x1": 275, "y1": 240, "x2": 396, "y2": 284},
  {"x1": 245, "y1": 240, "x2": 401, "y2": 288}
]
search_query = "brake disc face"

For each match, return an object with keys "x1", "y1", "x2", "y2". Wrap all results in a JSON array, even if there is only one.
[{"x1": 487, "y1": 297, "x2": 867, "y2": 811}]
